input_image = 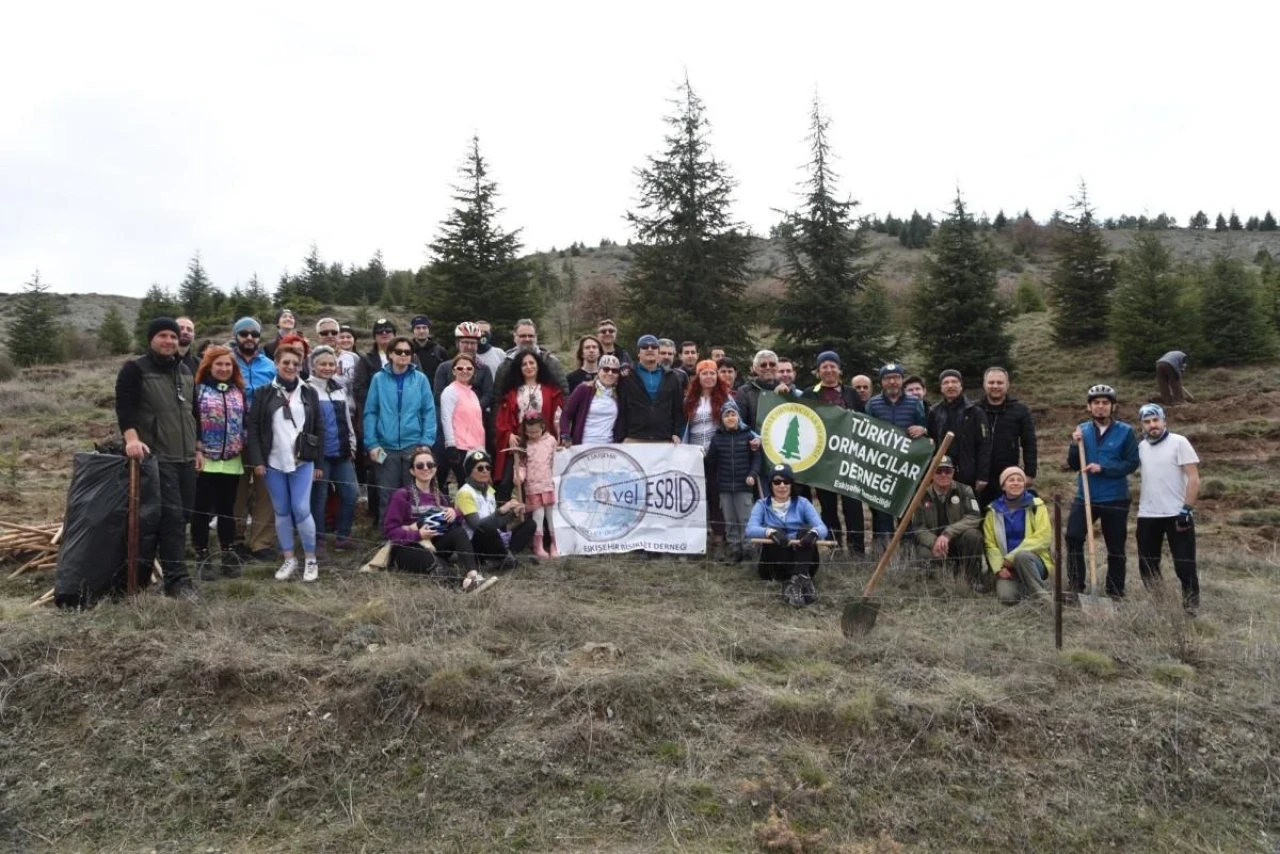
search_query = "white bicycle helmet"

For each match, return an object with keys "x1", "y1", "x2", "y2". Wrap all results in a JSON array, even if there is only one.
[{"x1": 454, "y1": 321, "x2": 482, "y2": 340}]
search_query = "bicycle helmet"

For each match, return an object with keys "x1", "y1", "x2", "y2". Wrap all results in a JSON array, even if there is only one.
[
  {"x1": 454, "y1": 321, "x2": 482, "y2": 340},
  {"x1": 1086, "y1": 384, "x2": 1117, "y2": 403}
]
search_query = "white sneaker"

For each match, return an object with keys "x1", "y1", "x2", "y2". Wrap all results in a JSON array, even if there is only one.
[
  {"x1": 303, "y1": 559, "x2": 319, "y2": 583},
  {"x1": 274, "y1": 557, "x2": 298, "y2": 581}
]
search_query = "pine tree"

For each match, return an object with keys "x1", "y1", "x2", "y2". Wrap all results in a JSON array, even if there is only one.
[
  {"x1": 620, "y1": 76, "x2": 754, "y2": 350},
  {"x1": 293, "y1": 244, "x2": 332, "y2": 303},
  {"x1": 134, "y1": 283, "x2": 181, "y2": 346},
  {"x1": 1189, "y1": 210, "x2": 1209, "y2": 230},
  {"x1": 1262, "y1": 211, "x2": 1278, "y2": 232},
  {"x1": 178, "y1": 252, "x2": 213, "y2": 317},
  {"x1": 1109, "y1": 233, "x2": 1190, "y2": 374},
  {"x1": 240, "y1": 273, "x2": 272, "y2": 320},
  {"x1": 1246, "y1": 216, "x2": 1261, "y2": 232},
  {"x1": 425, "y1": 135, "x2": 537, "y2": 349},
  {"x1": 8, "y1": 271, "x2": 63, "y2": 366},
  {"x1": 1046, "y1": 181, "x2": 1116, "y2": 345},
  {"x1": 1214, "y1": 213, "x2": 1228, "y2": 231},
  {"x1": 1228, "y1": 210, "x2": 1243, "y2": 231},
  {"x1": 98, "y1": 305, "x2": 133, "y2": 355},
  {"x1": 1197, "y1": 255, "x2": 1277, "y2": 365},
  {"x1": 899, "y1": 210, "x2": 933, "y2": 248},
  {"x1": 772, "y1": 96, "x2": 885, "y2": 376},
  {"x1": 909, "y1": 192, "x2": 1013, "y2": 381},
  {"x1": 993, "y1": 209, "x2": 1008, "y2": 230}
]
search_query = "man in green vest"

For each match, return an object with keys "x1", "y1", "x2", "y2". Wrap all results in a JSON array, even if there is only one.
[
  {"x1": 115, "y1": 317, "x2": 200, "y2": 599},
  {"x1": 911, "y1": 456, "x2": 985, "y2": 587}
]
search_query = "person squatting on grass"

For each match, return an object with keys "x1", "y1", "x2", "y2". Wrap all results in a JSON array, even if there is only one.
[
  {"x1": 245, "y1": 343, "x2": 324, "y2": 583},
  {"x1": 515, "y1": 414, "x2": 559, "y2": 560},
  {"x1": 191, "y1": 345, "x2": 248, "y2": 579},
  {"x1": 455, "y1": 450, "x2": 537, "y2": 571},
  {"x1": 982, "y1": 466, "x2": 1053, "y2": 604},
  {"x1": 746, "y1": 463, "x2": 829, "y2": 607},
  {"x1": 910, "y1": 455, "x2": 985, "y2": 587},
  {"x1": 307, "y1": 345, "x2": 360, "y2": 553},
  {"x1": 382, "y1": 446, "x2": 496, "y2": 593},
  {"x1": 704, "y1": 400, "x2": 760, "y2": 563},
  {"x1": 1065, "y1": 384, "x2": 1140, "y2": 599},
  {"x1": 1136, "y1": 403, "x2": 1202, "y2": 613}
]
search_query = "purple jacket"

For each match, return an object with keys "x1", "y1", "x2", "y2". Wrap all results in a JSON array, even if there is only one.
[
  {"x1": 382, "y1": 484, "x2": 457, "y2": 545},
  {"x1": 560, "y1": 381, "x2": 623, "y2": 446}
]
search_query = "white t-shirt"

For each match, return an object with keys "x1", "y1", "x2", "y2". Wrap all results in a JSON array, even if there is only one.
[
  {"x1": 582, "y1": 389, "x2": 618, "y2": 445},
  {"x1": 1138, "y1": 433, "x2": 1200, "y2": 518}
]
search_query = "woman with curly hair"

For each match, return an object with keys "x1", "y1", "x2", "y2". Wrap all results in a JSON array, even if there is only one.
[
  {"x1": 192, "y1": 345, "x2": 248, "y2": 578},
  {"x1": 494, "y1": 347, "x2": 563, "y2": 487}
]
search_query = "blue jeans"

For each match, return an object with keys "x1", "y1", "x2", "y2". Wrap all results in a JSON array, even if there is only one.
[
  {"x1": 264, "y1": 464, "x2": 317, "y2": 555},
  {"x1": 311, "y1": 457, "x2": 358, "y2": 540}
]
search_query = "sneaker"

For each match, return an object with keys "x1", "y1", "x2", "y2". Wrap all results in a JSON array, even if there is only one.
[
  {"x1": 462, "y1": 570, "x2": 498, "y2": 594},
  {"x1": 303, "y1": 559, "x2": 319, "y2": 583},
  {"x1": 275, "y1": 558, "x2": 298, "y2": 581},
  {"x1": 796, "y1": 573, "x2": 817, "y2": 605},
  {"x1": 783, "y1": 575, "x2": 806, "y2": 607},
  {"x1": 220, "y1": 549, "x2": 242, "y2": 579}
]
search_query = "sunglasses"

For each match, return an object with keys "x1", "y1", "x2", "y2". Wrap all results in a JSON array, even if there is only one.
[
  {"x1": 413, "y1": 461, "x2": 437, "y2": 470},
  {"x1": 639, "y1": 344, "x2": 658, "y2": 350},
  {"x1": 237, "y1": 331, "x2": 261, "y2": 339},
  {"x1": 375, "y1": 329, "x2": 394, "y2": 335},
  {"x1": 454, "y1": 366, "x2": 474, "y2": 373},
  {"x1": 318, "y1": 329, "x2": 338, "y2": 336},
  {"x1": 598, "y1": 328, "x2": 616, "y2": 334},
  {"x1": 391, "y1": 349, "x2": 413, "y2": 356},
  {"x1": 472, "y1": 464, "x2": 491, "y2": 472},
  {"x1": 771, "y1": 478, "x2": 790, "y2": 486},
  {"x1": 759, "y1": 362, "x2": 777, "y2": 368},
  {"x1": 598, "y1": 367, "x2": 619, "y2": 374}
]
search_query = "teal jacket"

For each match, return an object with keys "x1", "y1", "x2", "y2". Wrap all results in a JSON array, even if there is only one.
[{"x1": 362, "y1": 362, "x2": 437, "y2": 452}]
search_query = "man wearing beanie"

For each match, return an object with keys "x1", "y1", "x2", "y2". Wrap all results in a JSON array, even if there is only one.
[
  {"x1": 802, "y1": 350, "x2": 867, "y2": 555},
  {"x1": 409, "y1": 315, "x2": 448, "y2": 381},
  {"x1": 114, "y1": 317, "x2": 199, "y2": 599},
  {"x1": 927, "y1": 369, "x2": 976, "y2": 455},
  {"x1": 230, "y1": 317, "x2": 278, "y2": 559}
]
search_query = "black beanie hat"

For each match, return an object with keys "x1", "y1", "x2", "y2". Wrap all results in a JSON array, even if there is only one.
[
  {"x1": 464, "y1": 449, "x2": 493, "y2": 476},
  {"x1": 147, "y1": 317, "x2": 181, "y2": 342}
]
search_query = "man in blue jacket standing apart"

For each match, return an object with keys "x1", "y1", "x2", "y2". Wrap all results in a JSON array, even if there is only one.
[{"x1": 1066, "y1": 384, "x2": 1140, "y2": 599}]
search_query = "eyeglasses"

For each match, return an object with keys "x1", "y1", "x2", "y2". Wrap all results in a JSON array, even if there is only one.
[
  {"x1": 771, "y1": 478, "x2": 790, "y2": 486},
  {"x1": 237, "y1": 331, "x2": 261, "y2": 339},
  {"x1": 598, "y1": 367, "x2": 619, "y2": 374},
  {"x1": 391, "y1": 349, "x2": 413, "y2": 356},
  {"x1": 454, "y1": 366, "x2": 474, "y2": 373},
  {"x1": 413, "y1": 461, "x2": 437, "y2": 470},
  {"x1": 472, "y1": 464, "x2": 491, "y2": 472}
]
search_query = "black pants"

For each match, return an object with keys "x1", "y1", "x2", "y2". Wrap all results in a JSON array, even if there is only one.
[
  {"x1": 870, "y1": 510, "x2": 896, "y2": 548},
  {"x1": 757, "y1": 542, "x2": 820, "y2": 582},
  {"x1": 816, "y1": 489, "x2": 864, "y2": 554},
  {"x1": 1136, "y1": 516, "x2": 1199, "y2": 607},
  {"x1": 1066, "y1": 498, "x2": 1130, "y2": 596},
  {"x1": 139, "y1": 460, "x2": 195, "y2": 590},
  {"x1": 391, "y1": 527, "x2": 477, "y2": 577},
  {"x1": 472, "y1": 519, "x2": 537, "y2": 562},
  {"x1": 192, "y1": 471, "x2": 239, "y2": 552}
]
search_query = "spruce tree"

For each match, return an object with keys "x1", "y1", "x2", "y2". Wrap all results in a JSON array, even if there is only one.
[
  {"x1": 620, "y1": 76, "x2": 753, "y2": 350},
  {"x1": 772, "y1": 97, "x2": 885, "y2": 376},
  {"x1": 1109, "y1": 233, "x2": 1190, "y2": 374},
  {"x1": 178, "y1": 252, "x2": 213, "y2": 317},
  {"x1": 993, "y1": 209, "x2": 1008, "y2": 230},
  {"x1": 909, "y1": 193, "x2": 1013, "y2": 382},
  {"x1": 1261, "y1": 211, "x2": 1277, "y2": 232},
  {"x1": 1215, "y1": 213, "x2": 1228, "y2": 231},
  {"x1": 98, "y1": 305, "x2": 133, "y2": 355},
  {"x1": 1046, "y1": 181, "x2": 1116, "y2": 345},
  {"x1": 1190, "y1": 210, "x2": 1209, "y2": 230},
  {"x1": 1228, "y1": 210, "x2": 1243, "y2": 231},
  {"x1": 8, "y1": 271, "x2": 63, "y2": 366},
  {"x1": 1197, "y1": 255, "x2": 1277, "y2": 364},
  {"x1": 425, "y1": 135, "x2": 537, "y2": 349}
]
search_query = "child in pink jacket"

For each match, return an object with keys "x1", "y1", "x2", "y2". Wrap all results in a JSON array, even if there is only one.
[{"x1": 515, "y1": 414, "x2": 559, "y2": 559}]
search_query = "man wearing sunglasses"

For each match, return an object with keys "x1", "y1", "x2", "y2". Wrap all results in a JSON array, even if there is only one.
[
  {"x1": 617, "y1": 334, "x2": 685, "y2": 444},
  {"x1": 316, "y1": 318, "x2": 358, "y2": 393},
  {"x1": 363, "y1": 336, "x2": 438, "y2": 525},
  {"x1": 735, "y1": 349, "x2": 780, "y2": 433},
  {"x1": 230, "y1": 316, "x2": 279, "y2": 560},
  {"x1": 596, "y1": 319, "x2": 632, "y2": 369}
]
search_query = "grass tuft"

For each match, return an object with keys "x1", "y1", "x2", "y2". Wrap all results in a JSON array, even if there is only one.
[{"x1": 1058, "y1": 648, "x2": 1118, "y2": 680}]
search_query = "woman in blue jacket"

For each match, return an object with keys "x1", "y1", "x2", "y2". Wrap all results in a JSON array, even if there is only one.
[
  {"x1": 363, "y1": 336, "x2": 437, "y2": 525},
  {"x1": 746, "y1": 463, "x2": 829, "y2": 606}
]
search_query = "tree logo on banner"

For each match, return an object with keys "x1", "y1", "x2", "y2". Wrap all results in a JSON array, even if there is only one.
[{"x1": 761, "y1": 403, "x2": 826, "y2": 473}]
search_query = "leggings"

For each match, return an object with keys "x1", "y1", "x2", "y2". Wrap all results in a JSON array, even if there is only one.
[
  {"x1": 311, "y1": 456, "x2": 359, "y2": 540},
  {"x1": 192, "y1": 470, "x2": 239, "y2": 551},
  {"x1": 390, "y1": 527, "x2": 477, "y2": 577},
  {"x1": 264, "y1": 464, "x2": 317, "y2": 555}
]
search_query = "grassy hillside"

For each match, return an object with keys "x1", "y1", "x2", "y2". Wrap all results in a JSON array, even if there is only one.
[{"x1": 1, "y1": 315, "x2": 1279, "y2": 852}]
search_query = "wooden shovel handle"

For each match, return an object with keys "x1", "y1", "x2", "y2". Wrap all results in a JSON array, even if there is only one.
[
  {"x1": 860, "y1": 432, "x2": 954, "y2": 599},
  {"x1": 1077, "y1": 438, "x2": 1099, "y2": 593}
]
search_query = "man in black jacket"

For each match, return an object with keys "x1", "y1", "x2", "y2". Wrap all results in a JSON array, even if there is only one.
[
  {"x1": 115, "y1": 317, "x2": 199, "y2": 599},
  {"x1": 928, "y1": 368, "x2": 976, "y2": 449},
  {"x1": 617, "y1": 334, "x2": 686, "y2": 443},
  {"x1": 801, "y1": 350, "x2": 867, "y2": 555},
  {"x1": 409, "y1": 315, "x2": 449, "y2": 382},
  {"x1": 957, "y1": 367, "x2": 1038, "y2": 507}
]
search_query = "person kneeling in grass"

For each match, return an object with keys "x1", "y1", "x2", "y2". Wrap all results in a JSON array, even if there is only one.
[
  {"x1": 745, "y1": 463, "x2": 829, "y2": 607},
  {"x1": 982, "y1": 466, "x2": 1053, "y2": 604},
  {"x1": 455, "y1": 450, "x2": 537, "y2": 571},
  {"x1": 382, "y1": 446, "x2": 496, "y2": 593}
]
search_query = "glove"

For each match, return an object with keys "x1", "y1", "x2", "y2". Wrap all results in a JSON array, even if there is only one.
[
  {"x1": 1176, "y1": 505, "x2": 1194, "y2": 532},
  {"x1": 798, "y1": 529, "x2": 819, "y2": 548},
  {"x1": 768, "y1": 529, "x2": 790, "y2": 548}
]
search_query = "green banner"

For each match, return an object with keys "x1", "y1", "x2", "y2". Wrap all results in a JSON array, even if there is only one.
[{"x1": 757, "y1": 392, "x2": 935, "y2": 517}]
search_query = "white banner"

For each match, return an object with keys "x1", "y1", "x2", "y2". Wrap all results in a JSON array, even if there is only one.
[{"x1": 552, "y1": 443, "x2": 707, "y2": 555}]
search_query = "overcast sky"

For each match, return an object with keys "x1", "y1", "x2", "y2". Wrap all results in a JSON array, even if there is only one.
[{"x1": 3, "y1": 1, "x2": 1276, "y2": 298}]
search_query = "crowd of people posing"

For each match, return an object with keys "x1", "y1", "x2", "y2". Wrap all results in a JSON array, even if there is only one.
[{"x1": 115, "y1": 312, "x2": 1202, "y2": 613}]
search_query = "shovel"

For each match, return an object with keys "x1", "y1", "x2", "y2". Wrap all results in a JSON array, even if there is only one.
[
  {"x1": 127, "y1": 457, "x2": 140, "y2": 596},
  {"x1": 842, "y1": 432, "x2": 954, "y2": 636},
  {"x1": 1077, "y1": 439, "x2": 1113, "y2": 615}
]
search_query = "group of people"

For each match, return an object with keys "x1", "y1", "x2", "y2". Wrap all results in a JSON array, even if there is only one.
[{"x1": 115, "y1": 311, "x2": 1203, "y2": 613}]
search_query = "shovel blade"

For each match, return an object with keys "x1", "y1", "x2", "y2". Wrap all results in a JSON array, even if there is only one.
[{"x1": 841, "y1": 599, "x2": 880, "y2": 637}]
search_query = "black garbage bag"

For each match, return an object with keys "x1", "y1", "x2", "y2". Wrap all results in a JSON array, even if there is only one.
[{"x1": 54, "y1": 452, "x2": 162, "y2": 608}]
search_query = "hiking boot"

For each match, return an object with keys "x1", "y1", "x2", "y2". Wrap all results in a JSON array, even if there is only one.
[
  {"x1": 274, "y1": 557, "x2": 298, "y2": 581},
  {"x1": 193, "y1": 548, "x2": 214, "y2": 581},
  {"x1": 220, "y1": 549, "x2": 242, "y2": 578},
  {"x1": 303, "y1": 559, "x2": 320, "y2": 583},
  {"x1": 167, "y1": 581, "x2": 202, "y2": 603},
  {"x1": 462, "y1": 569, "x2": 498, "y2": 594},
  {"x1": 783, "y1": 575, "x2": 806, "y2": 607},
  {"x1": 796, "y1": 573, "x2": 817, "y2": 606}
]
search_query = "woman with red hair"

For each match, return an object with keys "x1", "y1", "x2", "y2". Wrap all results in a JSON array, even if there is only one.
[
  {"x1": 192, "y1": 345, "x2": 248, "y2": 578},
  {"x1": 684, "y1": 359, "x2": 733, "y2": 548}
]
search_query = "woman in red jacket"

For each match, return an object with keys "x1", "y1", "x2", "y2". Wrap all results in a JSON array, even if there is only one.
[{"x1": 494, "y1": 348, "x2": 563, "y2": 485}]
